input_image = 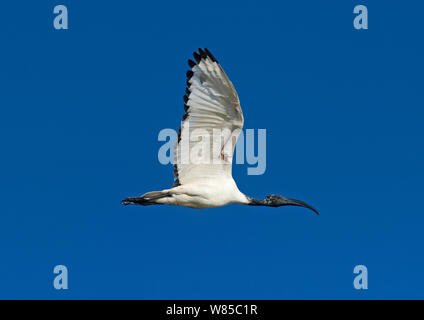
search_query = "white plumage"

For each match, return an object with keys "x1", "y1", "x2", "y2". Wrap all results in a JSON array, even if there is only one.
[{"x1": 122, "y1": 48, "x2": 319, "y2": 214}]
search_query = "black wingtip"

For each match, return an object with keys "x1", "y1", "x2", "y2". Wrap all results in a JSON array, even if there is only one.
[
  {"x1": 198, "y1": 48, "x2": 207, "y2": 59},
  {"x1": 188, "y1": 59, "x2": 196, "y2": 68},
  {"x1": 193, "y1": 52, "x2": 201, "y2": 63},
  {"x1": 186, "y1": 70, "x2": 194, "y2": 79},
  {"x1": 204, "y1": 48, "x2": 217, "y2": 62},
  {"x1": 192, "y1": 48, "x2": 217, "y2": 65}
]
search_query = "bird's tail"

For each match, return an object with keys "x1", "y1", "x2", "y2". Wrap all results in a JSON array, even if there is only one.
[{"x1": 121, "y1": 191, "x2": 170, "y2": 206}]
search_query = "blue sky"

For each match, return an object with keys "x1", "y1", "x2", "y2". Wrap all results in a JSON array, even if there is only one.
[{"x1": 0, "y1": 0, "x2": 423, "y2": 299}]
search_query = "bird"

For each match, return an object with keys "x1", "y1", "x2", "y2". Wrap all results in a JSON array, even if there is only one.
[{"x1": 121, "y1": 48, "x2": 319, "y2": 214}]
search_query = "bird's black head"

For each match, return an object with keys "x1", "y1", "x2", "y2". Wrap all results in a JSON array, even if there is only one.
[{"x1": 249, "y1": 194, "x2": 319, "y2": 215}]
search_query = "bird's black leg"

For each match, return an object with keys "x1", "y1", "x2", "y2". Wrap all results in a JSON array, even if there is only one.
[
  {"x1": 121, "y1": 192, "x2": 171, "y2": 206},
  {"x1": 121, "y1": 197, "x2": 153, "y2": 205}
]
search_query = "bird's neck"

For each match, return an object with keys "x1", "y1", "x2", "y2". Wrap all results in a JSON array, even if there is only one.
[{"x1": 246, "y1": 196, "x2": 266, "y2": 206}]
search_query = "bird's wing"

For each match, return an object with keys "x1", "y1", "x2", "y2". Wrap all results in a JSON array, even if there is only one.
[{"x1": 173, "y1": 48, "x2": 244, "y2": 186}]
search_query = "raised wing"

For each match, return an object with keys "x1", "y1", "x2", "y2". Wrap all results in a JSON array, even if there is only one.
[{"x1": 173, "y1": 48, "x2": 244, "y2": 186}]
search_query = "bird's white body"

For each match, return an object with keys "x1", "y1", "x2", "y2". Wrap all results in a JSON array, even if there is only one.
[{"x1": 151, "y1": 177, "x2": 249, "y2": 208}]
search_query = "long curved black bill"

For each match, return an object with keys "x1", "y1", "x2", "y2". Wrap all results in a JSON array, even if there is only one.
[{"x1": 284, "y1": 198, "x2": 320, "y2": 215}]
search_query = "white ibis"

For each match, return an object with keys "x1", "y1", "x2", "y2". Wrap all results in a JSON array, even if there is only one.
[{"x1": 122, "y1": 48, "x2": 318, "y2": 214}]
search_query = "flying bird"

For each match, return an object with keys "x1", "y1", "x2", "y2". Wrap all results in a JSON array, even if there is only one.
[{"x1": 122, "y1": 48, "x2": 319, "y2": 214}]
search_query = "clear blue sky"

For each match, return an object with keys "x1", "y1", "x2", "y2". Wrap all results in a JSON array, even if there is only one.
[{"x1": 0, "y1": 0, "x2": 423, "y2": 299}]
